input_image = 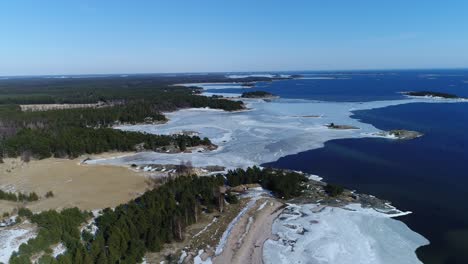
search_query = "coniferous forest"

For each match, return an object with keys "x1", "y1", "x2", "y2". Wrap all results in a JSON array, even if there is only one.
[
  {"x1": 8, "y1": 167, "x2": 307, "y2": 264},
  {"x1": 0, "y1": 75, "x2": 246, "y2": 160}
]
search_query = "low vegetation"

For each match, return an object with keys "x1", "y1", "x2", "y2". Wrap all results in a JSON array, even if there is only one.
[
  {"x1": 1, "y1": 127, "x2": 212, "y2": 159},
  {"x1": 324, "y1": 184, "x2": 344, "y2": 197}
]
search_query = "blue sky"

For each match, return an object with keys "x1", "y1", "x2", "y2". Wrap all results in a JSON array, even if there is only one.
[{"x1": 1, "y1": 0, "x2": 467, "y2": 75}]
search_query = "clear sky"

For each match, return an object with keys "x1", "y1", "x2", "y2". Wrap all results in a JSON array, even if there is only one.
[{"x1": 1, "y1": 0, "x2": 468, "y2": 75}]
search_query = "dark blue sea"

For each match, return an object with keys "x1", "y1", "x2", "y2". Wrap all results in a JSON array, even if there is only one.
[{"x1": 208, "y1": 70, "x2": 468, "y2": 264}]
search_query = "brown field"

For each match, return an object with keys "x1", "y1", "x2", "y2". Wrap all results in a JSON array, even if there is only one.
[{"x1": 0, "y1": 153, "x2": 148, "y2": 215}]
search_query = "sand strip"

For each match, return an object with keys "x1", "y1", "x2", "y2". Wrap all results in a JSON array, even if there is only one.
[{"x1": 213, "y1": 198, "x2": 284, "y2": 264}]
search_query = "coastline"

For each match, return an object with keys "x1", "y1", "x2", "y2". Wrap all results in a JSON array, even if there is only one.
[
  {"x1": 90, "y1": 85, "x2": 468, "y2": 263},
  {"x1": 3, "y1": 81, "x2": 468, "y2": 263}
]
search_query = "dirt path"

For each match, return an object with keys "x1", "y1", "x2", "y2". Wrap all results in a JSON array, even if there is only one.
[{"x1": 213, "y1": 198, "x2": 284, "y2": 264}]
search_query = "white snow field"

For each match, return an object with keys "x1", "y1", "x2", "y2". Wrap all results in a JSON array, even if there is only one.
[{"x1": 263, "y1": 203, "x2": 429, "y2": 264}]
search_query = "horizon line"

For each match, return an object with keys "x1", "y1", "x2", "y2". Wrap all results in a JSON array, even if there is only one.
[{"x1": 1, "y1": 67, "x2": 468, "y2": 78}]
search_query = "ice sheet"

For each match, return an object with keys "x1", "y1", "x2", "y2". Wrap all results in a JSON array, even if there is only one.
[
  {"x1": 87, "y1": 97, "x2": 463, "y2": 170},
  {"x1": 263, "y1": 203, "x2": 429, "y2": 264}
]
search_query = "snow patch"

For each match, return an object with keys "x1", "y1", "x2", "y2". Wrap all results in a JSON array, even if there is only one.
[
  {"x1": 178, "y1": 250, "x2": 187, "y2": 264},
  {"x1": 0, "y1": 225, "x2": 37, "y2": 263},
  {"x1": 257, "y1": 201, "x2": 268, "y2": 211},
  {"x1": 52, "y1": 242, "x2": 67, "y2": 257},
  {"x1": 194, "y1": 217, "x2": 218, "y2": 238},
  {"x1": 194, "y1": 249, "x2": 212, "y2": 264}
]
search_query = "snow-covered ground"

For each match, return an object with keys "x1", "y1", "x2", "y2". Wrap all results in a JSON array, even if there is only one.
[
  {"x1": 263, "y1": 203, "x2": 429, "y2": 264},
  {"x1": 0, "y1": 224, "x2": 37, "y2": 263}
]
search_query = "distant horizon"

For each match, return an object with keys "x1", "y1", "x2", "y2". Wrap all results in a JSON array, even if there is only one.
[{"x1": 1, "y1": 67, "x2": 468, "y2": 78}]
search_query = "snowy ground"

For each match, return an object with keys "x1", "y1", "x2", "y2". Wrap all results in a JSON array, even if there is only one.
[
  {"x1": 263, "y1": 203, "x2": 429, "y2": 264},
  {"x1": 0, "y1": 223, "x2": 37, "y2": 264}
]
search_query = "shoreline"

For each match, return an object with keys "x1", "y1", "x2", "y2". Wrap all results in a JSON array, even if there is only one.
[
  {"x1": 3, "y1": 84, "x2": 467, "y2": 263},
  {"x1": 88, "y1": 89, "x2": 456, "y2": 263}
]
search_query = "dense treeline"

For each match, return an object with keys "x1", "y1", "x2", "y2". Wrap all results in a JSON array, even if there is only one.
[
  {"x1": 0, "y1": 103, "x2": 165, "y2": 139},
  {"x1": 0, "y1": 190, "x2": 39, "y2": 202},
  {"x1": 225, "y1": 166, "x2": 308, "y2": 198},
  {"x1": 0, "y1": 77, "x2": 244, "y2": 159},
  {"x1": 9, "y1": 167, "x2": 307, "y2": 263},
  {"x1": 0, "y1": 92, "x2": 243, "y2": 138},
  {"x1": 1, "y1": 128, "x2": 211, "y2": 159},
  {"x1": 0, "y1": 74, "x2": 273, "y2": 104}
]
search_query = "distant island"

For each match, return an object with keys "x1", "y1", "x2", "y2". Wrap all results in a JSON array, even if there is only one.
[
  {"x1": 376, "y1": 129, "x2": 423, "y2": 140},
  {"x1": 326, "y1": 123, "x2": 359, "y2": 130},
  {"x1": 241, "y1": 91, "x2": 277, "y2": 99},
  {"x1": 403, "y1": 91, "x2": 465, "y2": 99}
]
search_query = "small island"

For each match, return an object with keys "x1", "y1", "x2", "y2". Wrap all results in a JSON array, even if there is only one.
[
  {"x1": 376, "y1": 129, "x2": 423, "y2": 140},
  {"x1": 403, "y1": 91, "x2": 464, "y2": 99},
  {"x1": 241, "y1": 82, "x2": 255, "y2": 88},
  {"x1": 241, "y1": 91, "x2": 277, "y2": 99},
  {"x1": 326, "y1": 123, "x2": 359, "y2": 130}
]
